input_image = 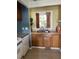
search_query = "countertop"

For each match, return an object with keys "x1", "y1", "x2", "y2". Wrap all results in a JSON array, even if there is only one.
[
  {"x1": 17, "y1": 32, "x2": 29, "y2": 38},
  {"x1": 17, "y1": 33, "x2": 30, "y2": 46},
  {"x1": 32, "y1": 31, "x2": 60, "y2": 35},
  {"x1": 17, "y1": 37, "x2": 22, "y2": 46}
]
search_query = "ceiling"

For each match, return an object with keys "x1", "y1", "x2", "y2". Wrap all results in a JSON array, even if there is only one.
[{"x1": 18, "y1": 0, "x2": 61, "y2": 8}]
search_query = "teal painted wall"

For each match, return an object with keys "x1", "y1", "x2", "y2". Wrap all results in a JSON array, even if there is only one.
[{"x1": 17, "y1": 3, "x2": 30, "y2": 35}]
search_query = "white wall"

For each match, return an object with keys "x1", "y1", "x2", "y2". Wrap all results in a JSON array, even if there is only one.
[
  {"x1": 18, "y1": 0, "x2": 61, "y2": 8},
  {"x1": 29, "y1": 0, "x2": 61, "y2": 8}
]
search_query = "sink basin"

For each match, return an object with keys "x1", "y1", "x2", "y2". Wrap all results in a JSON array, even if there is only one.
[{"x1": 37, "y1": 30, "x2": 50, "y2": 33}]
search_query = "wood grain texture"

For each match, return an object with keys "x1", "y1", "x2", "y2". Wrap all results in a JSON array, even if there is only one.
[
  {"x1": 17, "y1": 2, "x2": 22, "y2": 21},
  {"x1": 32, "y1": 34, "x2": 44, "y2": 46},
  {"x1": 32, "y1": 32, "x2": 61, "y2": 48},
  {"x1": 51, "y1": 34, "x2": 59, "y2": 48}
]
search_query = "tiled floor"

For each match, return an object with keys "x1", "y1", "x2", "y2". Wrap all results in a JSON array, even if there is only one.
[{"x1": 23, "y1": 48, "x2": 61, "y2": 59}]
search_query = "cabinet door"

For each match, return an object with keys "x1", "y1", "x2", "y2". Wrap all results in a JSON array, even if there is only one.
[
  {"x1": 43, "y1": 34, "x2": 51, "y2": 48},
  {"x1": 50, "y1": 34, "x2": 53, "y2": 47},
  {"x1": 52, "y1": 34, "x2": 59, "y2": 48},
  {"x1": 32, "y1": 34, "x2": 43, "y2": 46},
  {"x1": 22, "y1": 35, "x2": 29, "y2": 56},
  {"x1": 59, "y1": 34, "x2": 61, "y2": 48},
  {"x1": 36, "y1": 34, "x2": 43, "y2": 46},
  {"x1": 32, "y1": 34, "x2": 38, "y2": 46},
  {"x1": 17, "y1": 43, "x2": 22, "y2": 59}
]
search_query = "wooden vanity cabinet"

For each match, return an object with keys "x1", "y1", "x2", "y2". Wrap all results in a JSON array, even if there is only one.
[{"x1": 32, "y1": 32, "x2": 61, "y2": 48}]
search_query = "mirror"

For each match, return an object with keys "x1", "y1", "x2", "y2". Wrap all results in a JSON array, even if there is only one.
[{"x1": 36, "y1": 12, "x2": 50, "y2": 28}]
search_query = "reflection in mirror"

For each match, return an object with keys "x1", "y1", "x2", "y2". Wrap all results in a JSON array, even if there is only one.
[{"x1": 39, "y1": 13, "x2": 47, "y2": 28}]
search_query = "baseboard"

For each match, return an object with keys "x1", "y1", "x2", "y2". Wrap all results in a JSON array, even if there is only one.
[
  {"x1": 32, "y1": 46, "x2": 45, "y2": 49},
  {"x1": 31, "y1": 46, "x2": 60, "y2": 50},
  {"x1": 50, "y1": 47, "x2": 60, "y2": 49},
  {"x1": 29, "y1": 47, "x2": 32, "y2": 49}
]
